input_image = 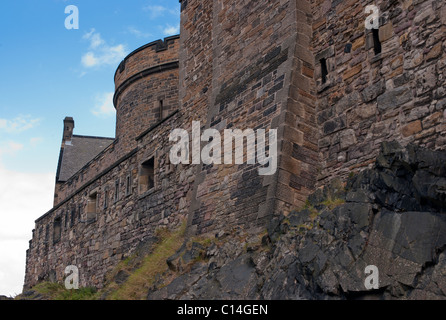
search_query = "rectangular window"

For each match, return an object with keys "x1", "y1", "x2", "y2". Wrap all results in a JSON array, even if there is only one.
[
  {"x1": 53, "y1": 217, "x2": 62, "y2": 244},
  {"x1": 87, "y1": 192, "x2": 98, "y2": 220},
  {"x1": 126, "y1": 174, "x2": 132, "y2": 196},
  {"x1": 159, "y1": 99, "x2": 164, "y2": 120},
  {"x1": 372, "y1": 28, "x2": 382, "y2": 55},
  {"x1": 78, "y1": 204, "x2": 82, "y2": 220},
  {"x1": 103, "y1": 189, "x2": 108, "y2": 209},
  {"x1": 70, "y1": 208, "x2": 75, "y2": 227},
  {"x1": 139, "y1": 157, "x2": 155, "y2": 194},
  {"x1": 64, "y1": 211, "x2": 68, "y2": 230},
  {"x1": 114, "y1": 179, "x2": 120, "y2": 203},
  {"x1": 320, "y1": 58, "x2": 328, "y2": 84},
  {"x1": 45, "y1": 225, "x2": 49, "y2": 243}
]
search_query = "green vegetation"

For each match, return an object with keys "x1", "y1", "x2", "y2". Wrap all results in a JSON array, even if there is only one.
[
  {"x1": 17, "y1": 282, "x2": 97, "y2": 300},
  {"x1": 106, "y1": 222, "x2": 187, "y2": 300},
  {"x1": 320, "y1": 196, "x2": 345, "y2": 210},
  {"x1": 20, "y1": 222, "x2": 189, "y2": 301},
  {"x1": 19, "y1": 222, "x2": 272, "y2": 301}
]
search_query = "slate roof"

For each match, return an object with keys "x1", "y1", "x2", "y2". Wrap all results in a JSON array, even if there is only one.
[{"x1": 56, "y1": 135, "x2": 114, "y2": 182}]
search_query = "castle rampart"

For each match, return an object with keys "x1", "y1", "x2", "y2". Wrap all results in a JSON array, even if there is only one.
[
  {"x1": 114, "y1": 35, "x2": 180, "y2": 156},
  {"x1": 24, "y1": 37, "x2": 187, "y2": 289},
  {"x1": 24, "y1": 0, "x2": 446, "y2": 291}
]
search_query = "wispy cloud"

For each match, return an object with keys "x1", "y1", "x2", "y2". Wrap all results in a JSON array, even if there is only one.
[
  {"x1": 126, "y1": 26, "x2": 152, "y2": 39},
  {"x1": 92, "y1": 92, "x2": 116, "y2": 117},
  {"x1": 83, "y1": 29, "x2": 105, "y2": 49},
  {"x1": 163, "y1": 24, "x2": 180, "y2": 36},
  {"x1": 81, "y1": 29, "x2": 128, "y2": 69},
  {"x1": 0, "y1": 141, "x2": 23, "y2": 157},
  {"x1": 0, "y1": 115, "x2": 40, "y2": 134},
  {"x1": 144, "y1": 5, "x2": 178, "y2": 19}
]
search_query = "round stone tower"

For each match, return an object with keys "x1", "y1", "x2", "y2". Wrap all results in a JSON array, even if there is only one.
[{"x1": 113, "y1": 35, "x2": 180, "y2": 154}]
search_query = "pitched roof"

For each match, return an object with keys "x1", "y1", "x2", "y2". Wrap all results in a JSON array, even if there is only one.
[{"x1": 56, "y1": 135, "x2": 114, "y2": 182}]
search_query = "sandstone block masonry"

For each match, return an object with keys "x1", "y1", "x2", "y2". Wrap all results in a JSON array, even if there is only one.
[
  {"x1": 25, "y1": 0, "x2": 446, "y2": 290},
  {"x1": 25, "y1": 36, "x2": 192, "y2": 289},
  {"x1": 313, "y1": 0, "x2": 446, "y2": 185}
]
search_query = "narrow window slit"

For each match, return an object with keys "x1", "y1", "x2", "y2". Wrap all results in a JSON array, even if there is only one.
[
  {"x1": 159, "y1": 100, "x2": 164, "y2": 120},
  {"x1": 320, "y1": 58, "x2": 328, "y2": 84},
  {"x1": 372, "y1": 28, "x2": 382, "y2": 55}
]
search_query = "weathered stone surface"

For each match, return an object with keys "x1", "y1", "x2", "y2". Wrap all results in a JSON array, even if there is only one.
[
  {"x1": 401, "y1": 120, "x2": 422, "y2": 137},
  {"x1": 336, "y1": 91, "x2": 361, "y2": 113},
  {"x1": 24, "y1": 0, "x2": 446, "y2": 298},
  {"x1": 339, "y1": 129, "x2": 357, "y2": 150},
  {"x1": 361, "y1": 80, "x2": 386, "y2": 103},
  {"x1": 316, "y1": 0, "x2": 446, "y2": 189},
  {"x1": 377, "y1": 87, "x2": 412, "y2": 112},
  {"x1": 147, "y1": 142, "x2": 446, "y2": 300},
  {"x1": 343, "y1": 64, "x2": 362, "y2": 81}
]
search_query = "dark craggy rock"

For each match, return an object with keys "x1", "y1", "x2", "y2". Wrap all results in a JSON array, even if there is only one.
[
  {"x1": 263, "y1": 142, "x2": 446, "y2": 299},
  {"x1": 148, "y1": 142, "x2": 446, "y2": 300}
]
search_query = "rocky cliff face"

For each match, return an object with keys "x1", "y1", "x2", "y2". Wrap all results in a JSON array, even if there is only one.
[{"x1": 147, "y1": 141, "x2": 446, "y2": 300}]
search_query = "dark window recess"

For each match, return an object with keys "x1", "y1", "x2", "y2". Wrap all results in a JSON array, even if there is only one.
[
  {"x1": 344, "y1": 43, "x2": 352, "y2": 53},
  {"x1": 126, "y1": 175, "x2": 132, "y2": 196},
  {"x1": 104, "y1": 190, "x2": 108, "y2": 209},
  {"x1": 78, "y1": 205, "x2": 82, "y2": 220},
  {"x1": 372, "y1": 28, "x2": 382, "y2": 55},
  {"x1": 53, "y1": 217, "x2": 62, "y2": 244},
  {"x1": 320, "y1": 58, "x2": 328, "y2": 84},
  {"x1": 139, "y1": 158, "x2": 155, "y2": 194},
  {"x1": 87, "y1": 192, "x2": 98, "y2": 220},
  {"x1": 114, "y1": 180, "x2": 120, "y2": 202},
  {"x1": 45, "y1": 225, "x2": 49, "y2": 243},
  {"x1": 70, "y1": 208, "x2": 75, "y2": 227},
  {"x1": 159, "y1": 100, "x2": 164, "y2": 120},
  {"x1": 64, "y1": 211, "x2": 68, "y2": 230}
]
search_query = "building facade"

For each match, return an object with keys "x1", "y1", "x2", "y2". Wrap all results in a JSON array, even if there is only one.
[{"x1": 24, "y1": 0, "x2": 446, "y2": 289}]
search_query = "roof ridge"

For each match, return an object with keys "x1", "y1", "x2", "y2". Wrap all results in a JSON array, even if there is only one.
[{"x1": 72, "y1": 134, "x2": 115, "y2": 140}]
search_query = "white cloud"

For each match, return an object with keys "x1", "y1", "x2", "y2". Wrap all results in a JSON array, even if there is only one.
[
  {"x1": 0, "y1": 141, "x2": 24, "y2": 157},
  {"x1": 30, "y1": 137, "x2": 43, "y2": 147},
  {"x1": 81, "y1": 29, "x2": 128, "y2": 69},
  {"x1": 163, "y1": 24, "x2": 180, "y2": 36},
  {"x1": 0, "y1": 164, "x2": 54, "y2": 296},
  {"x1": 144, "y1": 5, "x2": 167, "y2": 19},
  {"x1": 83, "y1": 28, "x2": 105, "y2": 49},
  {"x1": 81, "y1": 52, "x2": 98, "y2": 68},
  {"x1": 126, "y1": 26, "x2": 152, "y2": 39},
  {"x1": 92, "y1": 92, "x2": 116, "y2": 117},
  {"x1": 0, "y1": 115, "x2": 40, "y2": 134},
  {"x1": 144, "y1": 5, "x2": 179, "y2": 19}
]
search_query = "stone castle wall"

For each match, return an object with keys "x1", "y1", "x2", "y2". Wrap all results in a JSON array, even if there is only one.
[
  {"x1": 114, "y1": 36, "x2": 180, "y2": 156},
  {"x1": 313, "y1": 0, "x2": 446, "y2": 185},
  {"x1": 54, "y1": 37, "x2": 180, "y2": 205},
  {"x1": 24, "y1": 111, "x2": 197, "y2": 288},
  {"x1": 25, "y1": 0, "x2": 446, "y2": 290},
  {"x1": 178, "y1": 0, "x2": 317, "y2": 235},
  {"x1": 24, "y1": 37, "x2": 194, "y2": 289}
]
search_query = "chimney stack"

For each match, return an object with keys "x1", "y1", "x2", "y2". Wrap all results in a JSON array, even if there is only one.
[{"x1": 63, "y1": 117, "x2": 74, "y2": 143}]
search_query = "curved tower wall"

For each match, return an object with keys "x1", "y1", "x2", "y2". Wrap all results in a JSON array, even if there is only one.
[{"x1": 114, "y1": 36, "x2": 180, "y2": 155}]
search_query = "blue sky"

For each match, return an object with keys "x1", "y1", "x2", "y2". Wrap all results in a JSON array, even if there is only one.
[{"x1": 0, "y1": 0, "x2": 181, "y2": 296}]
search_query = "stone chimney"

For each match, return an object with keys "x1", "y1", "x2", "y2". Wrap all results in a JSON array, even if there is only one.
[{"x1": 63, "y1": 117, "x2": 74, "y2": 143}]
